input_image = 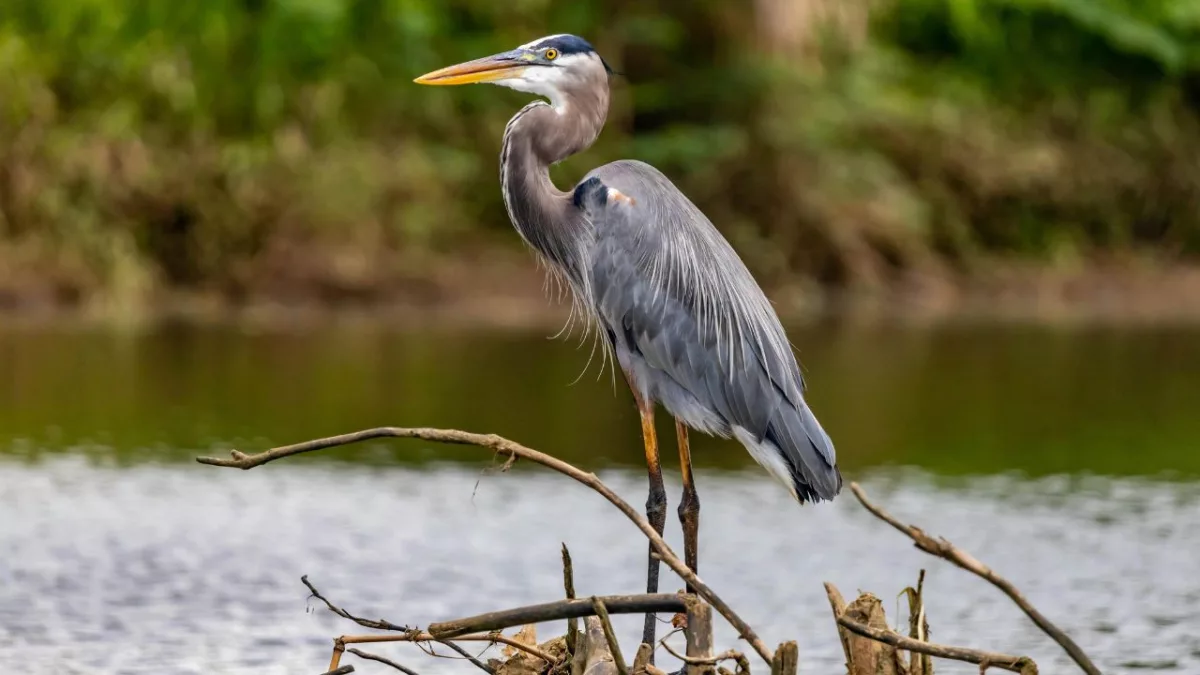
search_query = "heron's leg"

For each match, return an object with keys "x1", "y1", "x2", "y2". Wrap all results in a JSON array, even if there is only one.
[
  {"x1": 635, "y1": 392, "x2": 667, "y2": 652},
  {"x1": 675, "y1": 418, "x2": 699, "y2": 592}
]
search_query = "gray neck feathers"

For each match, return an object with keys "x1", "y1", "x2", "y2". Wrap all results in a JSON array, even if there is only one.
[{"x1": 499, "y1": 69, "x2": 609, "y2": 290}]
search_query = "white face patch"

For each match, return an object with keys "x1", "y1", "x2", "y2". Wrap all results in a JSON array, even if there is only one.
[{"x1": 493, "y1": 53, "x2": 591, "y2": 112}]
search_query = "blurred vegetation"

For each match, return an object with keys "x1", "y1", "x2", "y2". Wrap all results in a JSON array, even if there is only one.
[{"x1": 0, "y1": 0, "x2": 1198, "y2": 310}]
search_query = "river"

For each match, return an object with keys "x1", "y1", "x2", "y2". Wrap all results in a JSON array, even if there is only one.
[{"x1": 2, "y1": 318, "x2": 1198, "y2": 674}]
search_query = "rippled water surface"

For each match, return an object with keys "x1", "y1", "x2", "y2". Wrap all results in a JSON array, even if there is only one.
[{"x1": 2, "y1": 320, "x2": 1199, "y2": 674}]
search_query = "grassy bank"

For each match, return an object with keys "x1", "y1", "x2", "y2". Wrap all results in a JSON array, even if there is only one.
[{"x1": 0, "y1": 0, "x2": 1198, "y2": 315}]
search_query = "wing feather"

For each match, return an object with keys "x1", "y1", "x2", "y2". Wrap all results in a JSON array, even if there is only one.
[{"x1": 580, "y1": 162, "x2": 840, "y2": 500}]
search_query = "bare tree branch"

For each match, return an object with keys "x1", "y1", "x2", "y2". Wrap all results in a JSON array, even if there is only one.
[
  {"x1": 347, "y1": 648, "x2": 422, "y2": 675},
  {"x1": 320, "y1": 666, "x2": 355, "y2": 675},
  {"x1": 836, "y1": 615, "x2": 1037, "y2": 674},
  {"x1": 429, "y1": 595, "x2": 687, "y2": 638},
  {"x1": 849, "y1": 482, "x2": 1098, "y2": 675},
  {"x1": 196, "y1": 427, "x2": 773, "y2": 663},
  {"x1": 337, "y1": 632, "x2": 555, "y2": 665}
]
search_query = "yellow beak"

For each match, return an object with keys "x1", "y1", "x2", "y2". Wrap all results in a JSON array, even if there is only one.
[{"x1": 414, "y1": 50, "x2": 529, "y2": 86}]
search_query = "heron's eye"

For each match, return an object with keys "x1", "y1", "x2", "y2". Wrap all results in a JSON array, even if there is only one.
[{"x1": 545, "y1": 48, "x2": 558, "y2": 61}]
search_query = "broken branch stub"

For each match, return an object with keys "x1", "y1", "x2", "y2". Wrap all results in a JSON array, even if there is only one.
[
  {"x1": 768, "y1": 641, "x2": 797, "y2": 675},
  {"x1": 843, "y1": 593, "x2": 901, "y2": 675},
  {"x1": 684, "y1": 599, "x2": 715, "y2": 675}
]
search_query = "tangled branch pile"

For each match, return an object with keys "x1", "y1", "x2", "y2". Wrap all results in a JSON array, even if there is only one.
[{"x1": 198, "y1": 427, "x2": 1101, "y2": 675}]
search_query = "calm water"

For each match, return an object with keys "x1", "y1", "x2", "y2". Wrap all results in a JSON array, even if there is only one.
[{"x1": 2, "y1": 319, "x2": 1200, "y2": 674}]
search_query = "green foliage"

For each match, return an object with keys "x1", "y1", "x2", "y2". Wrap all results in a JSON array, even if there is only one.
[
  {"x1": 0, "y1": 0, "x2": 1198, "y2": 309},
  {"x1": 874, "y1": 0, "x2": 1200, "y2": 97}
]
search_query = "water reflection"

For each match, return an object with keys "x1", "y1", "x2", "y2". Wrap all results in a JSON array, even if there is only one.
[{"x1": 2, "y1": 319, "x2": 1199, "y2": 477}]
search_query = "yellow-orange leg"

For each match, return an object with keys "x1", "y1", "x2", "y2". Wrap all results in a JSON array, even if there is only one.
[
  {"x1": 675, "y1": 419, "x2": 699, "y2": 593},
  {"x1": 635, "y1": 392, "x2": 667, "y2": 656}
]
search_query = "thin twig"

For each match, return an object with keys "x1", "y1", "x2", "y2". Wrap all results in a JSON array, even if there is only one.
[
  {"x1": 563, "y1": 543, "x2": 579, "y2": 657},
  {"x1": 836, "y1": 615, "x2": 1037, "y2": 674},
  {"x1": 347, "y1": 648, "x2": 421, "y2": 675},
  {"x1": 196, "y1": 427, "x2": 773, "y2": 663},
  {"x1": 436, "y1": 639, "x2": 496, "y2": 674},
  {"x1": 591, "y1": 596, "x2": 629, "y2": 675},
  {"x1": 303, "y1": 575, "x2": 412, "y2": 632},
  {"x1": 849, "y1": 482, "x2": 1097, "y2": 675},
  {"x1": 320, "y1": 667, "x2": 355, "y2": 675}
]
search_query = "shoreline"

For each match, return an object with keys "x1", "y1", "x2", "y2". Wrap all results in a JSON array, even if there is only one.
[{"x1": 5, "y1": 256, "x2": 1200, "y2": 330}]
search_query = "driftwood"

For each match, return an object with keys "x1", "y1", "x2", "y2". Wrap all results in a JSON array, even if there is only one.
[{"x1": 196, "y1": 427, "x2": 1100, "y2": 675}]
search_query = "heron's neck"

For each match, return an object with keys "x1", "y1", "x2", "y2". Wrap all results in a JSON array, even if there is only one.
[{"x1": 500, "y1": 91, "x2": 608, "y2": 286}]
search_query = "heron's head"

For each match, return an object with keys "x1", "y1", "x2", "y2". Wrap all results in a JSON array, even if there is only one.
[{"x1": 414, "y1": 34, "x2": 613, "y2": 110}]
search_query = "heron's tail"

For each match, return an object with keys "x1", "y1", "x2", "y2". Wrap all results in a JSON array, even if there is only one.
[{"x1": 735, "y1": 400, "x2": 842, "y2": 503}]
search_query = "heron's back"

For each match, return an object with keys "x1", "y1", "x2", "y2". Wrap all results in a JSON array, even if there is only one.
[{"x1": 579, "y1": 161, "x2": 842, "y2": 502}]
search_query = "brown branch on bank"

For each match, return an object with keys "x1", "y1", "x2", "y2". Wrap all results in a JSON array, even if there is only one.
[
  {"x1": 429, "y1": 595, "x2": 688, "y2": 638},
  {"x1": 835, "y1": 613, "x2": 1037, "y2": 674},
  {"x1": 849, "y1": 482, "x2": 1099, "y2": 675},
  {"x1": 196, "y1": 427, "x2": 773, "y2": 663},
  {"x1": 347, "y1": 648, "x2": 422, "y2": 675},
  {"x1": 320, "y1": 666, "x2": 355, "y2": 675}
]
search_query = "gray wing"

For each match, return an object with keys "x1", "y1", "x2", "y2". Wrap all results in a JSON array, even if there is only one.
[{"x1": 577, "y1": 162, "x2": 841, "y2": 502}]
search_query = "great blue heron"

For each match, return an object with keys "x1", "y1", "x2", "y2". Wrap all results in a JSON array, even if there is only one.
[{"x1": 415, "y1": 34, "x2": 842, "y2": 649}]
